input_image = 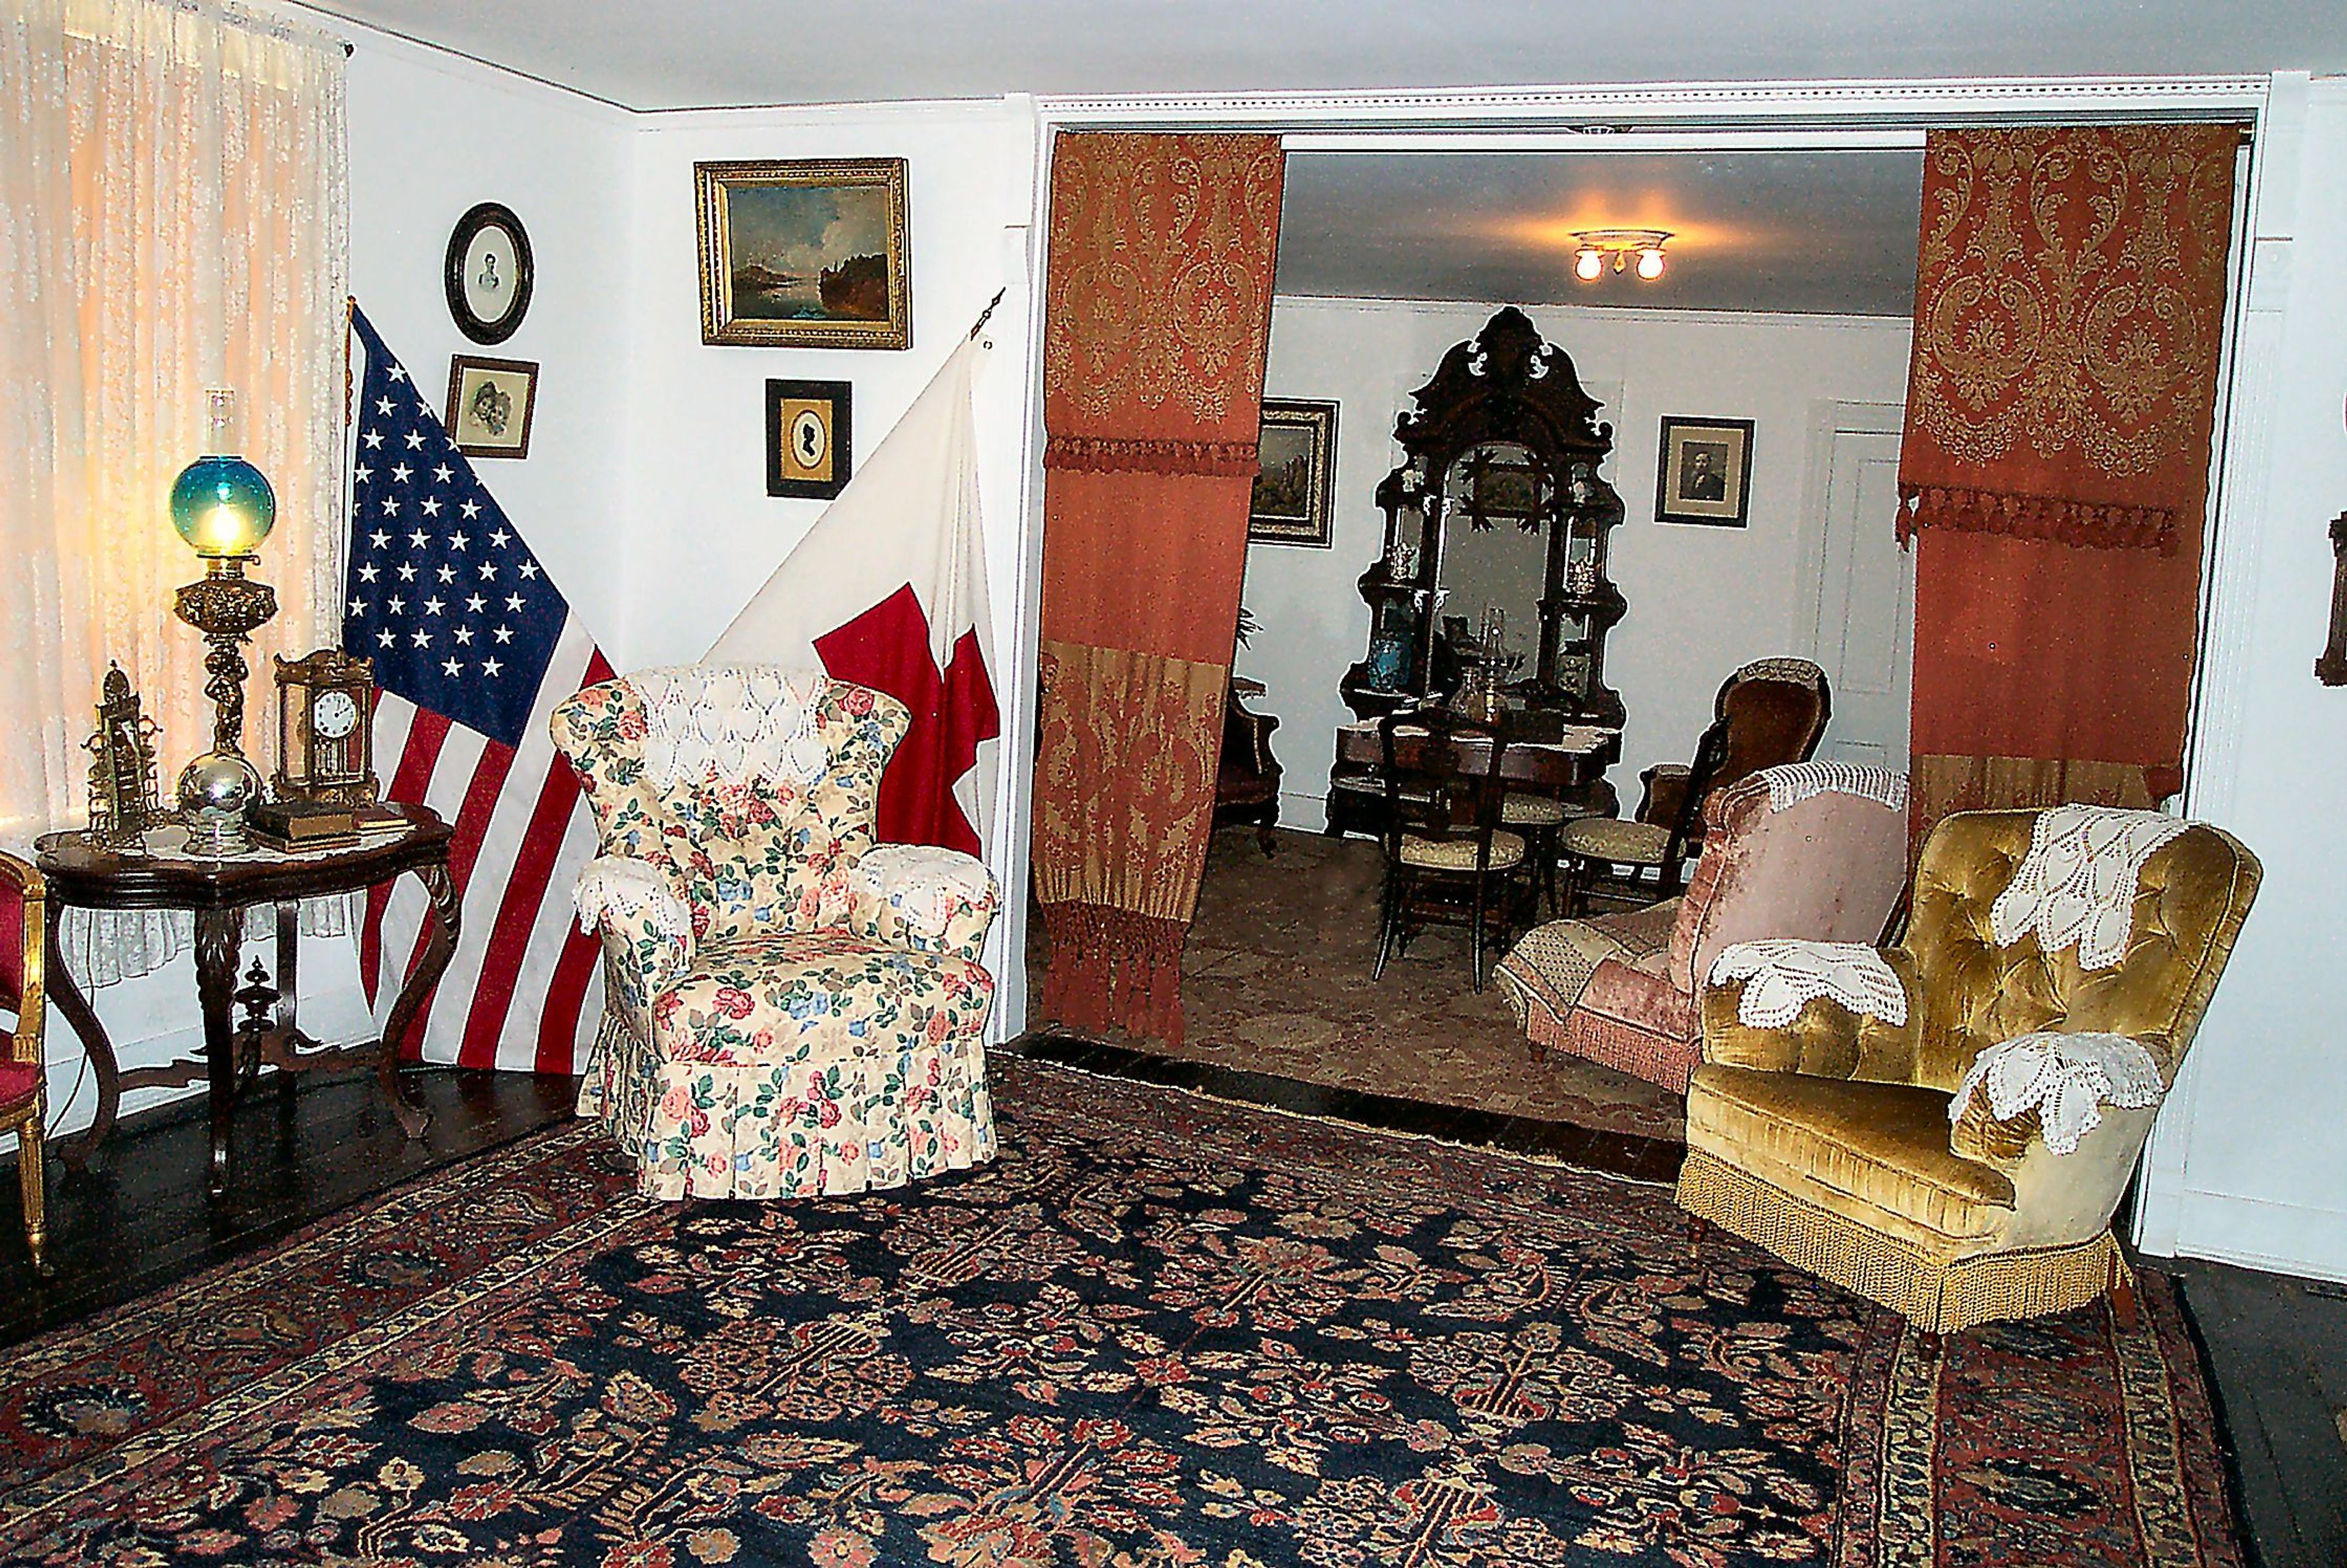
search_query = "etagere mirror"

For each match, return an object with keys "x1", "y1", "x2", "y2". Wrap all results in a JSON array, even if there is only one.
[{"x1": 1340, "y1": 306, "x2": 1628, "y2": 731}]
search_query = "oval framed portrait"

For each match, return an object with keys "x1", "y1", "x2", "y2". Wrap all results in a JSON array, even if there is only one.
[{"x1": 443, "y1": 202, "x2": 534, "y2": 345}]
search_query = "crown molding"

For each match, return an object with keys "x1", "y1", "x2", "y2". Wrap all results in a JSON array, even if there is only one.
[{"x1": 1037, "y1": 74, "x2": 2271, "y2": 130}]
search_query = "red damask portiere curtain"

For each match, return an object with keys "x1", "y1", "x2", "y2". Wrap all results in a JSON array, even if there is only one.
[
  {"x1": 1898, "y1": 125, "x2": 2239, "y2": 848},
  {"x1": 1032, "y1": 132, "x2": 1285, "y2": 1043}
]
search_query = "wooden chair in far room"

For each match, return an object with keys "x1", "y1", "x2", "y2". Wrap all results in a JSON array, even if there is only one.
[
  {"x1": 1212, "y1": 676, "x2": 1284, "y2": 855},
  {"x1": 1636, "y1": 656, "x2": 1831, "y2": 830},
  {"x1": 0, "y1": 853, "x2": 49, "y2": 1273},
  {"x1": 1372, "y1": 706, "x2": 1526, "y2": 991},
  {"x1": 1559, "y1": 716, "x2": 1732, "y2": 914}
]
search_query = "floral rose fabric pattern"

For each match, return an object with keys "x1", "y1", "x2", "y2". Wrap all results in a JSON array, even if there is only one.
[{"x1": 550, "y1": 668, "x2": 999, "y2": 1201}]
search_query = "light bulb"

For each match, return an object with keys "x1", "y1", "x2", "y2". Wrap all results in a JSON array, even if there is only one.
[
  {"x1": 1637, "y1": 247, "x2": 1666, "y2": 280},
  {"x1": 1574, "y1": 248, "x2": 1603, "y2": 282}
]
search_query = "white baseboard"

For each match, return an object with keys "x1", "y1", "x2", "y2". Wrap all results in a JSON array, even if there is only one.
[{"x1": 2150, "y1": 1187, "x2": 2347, "y2": 1284}]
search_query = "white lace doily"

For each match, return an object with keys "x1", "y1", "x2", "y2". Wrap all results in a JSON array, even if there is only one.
[
  {"x1": 1949, "y1": 1031, "x2": 2165, "y2": 1156},
  {"x1": 852, "y1": 844, "x2": 996, "y2": 935},
  {"x1": 1989, "y1": 806, "x2": 2189, "y2": 971},
  {"x1": 629, "y1": 664, "x2": 831, "y2": 791},
  {"x1": 1708, "y1": 939, "x2": 1910, "y2": 1030},
  {"x1": 1758, "y1": 761, "x2": 1909, "y2": 815},
  {"x1": 573, "y1": 855, "x2": 693, "y2": 942}
]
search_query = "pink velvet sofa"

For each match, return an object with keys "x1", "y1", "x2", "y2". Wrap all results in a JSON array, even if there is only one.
[{"x1": 1495, "y1": 763, "x2": 1910, "y2": 1095}]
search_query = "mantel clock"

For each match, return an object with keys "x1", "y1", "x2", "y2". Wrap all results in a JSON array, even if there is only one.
[{"x1": 273, "y1": 649, "x2": 378, "y2": 808}]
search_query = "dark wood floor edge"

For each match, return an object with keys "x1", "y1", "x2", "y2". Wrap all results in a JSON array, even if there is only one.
[
  {"x1": 2167, "y1": 1268, "x2": 2272, "y2": 1568},
  {"x1": 1000, "y1": 1030, "x2": 1686, "y2": 1187},
  {"x1": 4, "y1": 1086, "x2": 595, "y2": 1355}
]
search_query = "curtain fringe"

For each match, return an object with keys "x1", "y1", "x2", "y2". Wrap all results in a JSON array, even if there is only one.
[
  {"x1": 1043, "y1": 434, "x2": 1260, "y2": 478},
  {"x1": 1897, "y1": 483, "x2": 2182, "y2": 556},
  {"x1": 1038, "y1": 901, "x2": 1190, "y2": 1046}
]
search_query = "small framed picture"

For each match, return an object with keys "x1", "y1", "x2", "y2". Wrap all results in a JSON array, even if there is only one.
[
  {"x1": 1250, "y1": 399, "x2": 1339, "y2": 548},
  {"x1": 444, "y1": 354, "x2": 538, "y2": 460},
  {"x1": 1655, "y1": 416, "x2": 1755, "y2": 527},
  {"x1": 766, "y1": 378, "x2": 852, "y2": 500},
  {"x1": 696, "y1": 158, "x2": 911, "y2": 350},
  {"x1": 443, "y1": 202, "x2": 533, "y2": 346}
]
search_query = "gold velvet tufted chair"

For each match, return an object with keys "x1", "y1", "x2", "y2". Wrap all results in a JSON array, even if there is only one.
[{"x1": 1677, "y1": 809, "x2": 2259, "y2": 1336}]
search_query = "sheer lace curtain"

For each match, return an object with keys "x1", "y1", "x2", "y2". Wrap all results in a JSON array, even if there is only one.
[{"x1": 0, "y1": 0, "x2": 347, "y2": 979}]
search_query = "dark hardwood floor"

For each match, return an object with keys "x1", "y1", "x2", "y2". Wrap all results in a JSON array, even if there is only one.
[
  {"x1": 2170, "y1": 1258, "x2": 2347, "y2": 1568},
  {"x1": 1004, "y1": 1030, "x2": 1688, "y2": 1184},
  {"x1": 0, "y1": 1065, "x2": 578, "y2": 1347}
]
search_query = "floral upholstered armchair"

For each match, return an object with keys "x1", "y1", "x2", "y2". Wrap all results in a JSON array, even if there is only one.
[
  {"x1": 1678, "y1": 806, "x2": 2259, "y2": 1335},
  {"x1": 549, "y1": 665, "x2": 1001, "y2": 1200}
]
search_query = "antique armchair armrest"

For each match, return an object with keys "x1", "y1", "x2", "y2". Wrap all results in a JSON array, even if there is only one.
[
  {"x1": 1947, "y1": 1030, "x2": 2176, "y2": 1167},
  {"x1": 1699, "y1": 947, "x2": 1922, "y2": 1082},
  {"x1": 572, "y1": 855, "x2": 696, "y2": 1005},
  {"x1": 847, "y1": 845, "x2": 1002, "y2": 962}
]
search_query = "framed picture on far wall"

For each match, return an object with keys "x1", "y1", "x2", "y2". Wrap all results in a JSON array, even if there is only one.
[
  {"x1": 766, "y1": 378, "x2": 852, "y2": 500},
  {"x1": 1250, "y1": 399, "x2": 1339, "y2": 547},
  {"x1": 696, "y1": 158, "x2": 911, "y2": 350},
  {"x1": 445, "y1": 354, "x2": 538, "y2": 460},
  {"x1": 1655, "y1": 415, "x2": 1755, "y2": 527}
]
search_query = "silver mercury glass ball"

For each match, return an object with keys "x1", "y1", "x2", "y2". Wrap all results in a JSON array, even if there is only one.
[{"x1": 177, "y1": 749, "x2": 261, "y2": 855}]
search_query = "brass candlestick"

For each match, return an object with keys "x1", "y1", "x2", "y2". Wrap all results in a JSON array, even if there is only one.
[{"x1": 172, "y1": 556, "x2": 277, "y2": 854}]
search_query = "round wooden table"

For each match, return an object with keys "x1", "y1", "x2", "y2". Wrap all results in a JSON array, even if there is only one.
[{"x1": 35, "y1": 804, "x2": 458, "y2": 1198}]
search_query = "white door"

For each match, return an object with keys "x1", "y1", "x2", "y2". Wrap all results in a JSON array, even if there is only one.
[{"x1": 1798, "y1": 406, "x2": 1913, "y2": 770}]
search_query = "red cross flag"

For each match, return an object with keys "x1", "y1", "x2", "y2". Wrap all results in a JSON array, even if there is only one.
[{"x1": 707, "y1": 337, "x2": 999, "y2": 855}]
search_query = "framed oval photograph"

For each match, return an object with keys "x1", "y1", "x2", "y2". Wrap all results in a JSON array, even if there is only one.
[{"x1": 444, "y1": 202, "x2": 534, "y2": 345}]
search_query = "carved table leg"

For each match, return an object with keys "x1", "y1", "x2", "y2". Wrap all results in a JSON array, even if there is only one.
[
  {"x1": 276, "y1": 899, "x2": 301, "y2": 1099},
  {"x1": 377, "y1": 863, "x2": 457, "y2": 1140},
  {"x1": 46, "y1": 899, "x2": 121, "y2": 1169},
  {"x1": 194, "y1": 907, "x2": 243, "y2": 1198}
]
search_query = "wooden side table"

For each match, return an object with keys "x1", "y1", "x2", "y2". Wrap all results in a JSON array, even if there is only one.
[{"x1": 34, "y1": 804, "x2": 459, "y2": 1198}]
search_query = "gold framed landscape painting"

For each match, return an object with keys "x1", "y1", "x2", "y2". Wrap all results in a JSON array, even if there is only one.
[
  {"x1": 1249, "y1": 399, "x2": 1339, "y2": 547},
  {"x1": 696, "y1": 158, "x2": 911, "y2": 350}
]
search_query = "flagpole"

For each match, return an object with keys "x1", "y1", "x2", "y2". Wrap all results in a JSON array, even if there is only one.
[{"x1": 967, "y1": 288, "x2": 1007, "y2": 343}]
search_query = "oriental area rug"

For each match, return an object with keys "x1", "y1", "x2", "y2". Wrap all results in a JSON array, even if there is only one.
[{"x1": 0, "y1": 1059, "x2": 2239, "y2": 1566}]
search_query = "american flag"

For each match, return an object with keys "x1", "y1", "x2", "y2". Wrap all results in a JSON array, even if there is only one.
[{"x1": 344, "y1": 305, "x2": 610, "y2": 1074}]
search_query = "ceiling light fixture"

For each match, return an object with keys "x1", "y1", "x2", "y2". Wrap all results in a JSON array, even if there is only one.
[{"x1": 1571, "y1": 229, "x2": 1673, "y2": 283}]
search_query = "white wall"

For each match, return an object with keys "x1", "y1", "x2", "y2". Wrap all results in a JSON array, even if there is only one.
[
  {"x1": 1237, "y1": 295, "x2": 1912, "y2": 821},
  {"x1": 609, "y1": 101, "x2": 1038, "y2": 676},
  {"x1": 610, "y1": 98, "x2": 1043, "y2": 1022},
  {"x1": 2137, "y1": 76, "x2": 2347, "y2": 1283}
]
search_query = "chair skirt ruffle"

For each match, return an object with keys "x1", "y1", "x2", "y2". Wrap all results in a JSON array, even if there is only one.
[{"x1": 578, "y1": 1007, "x2": 997, "y2": 1200}]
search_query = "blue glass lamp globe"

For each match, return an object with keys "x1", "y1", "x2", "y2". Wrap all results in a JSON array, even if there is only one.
[{"x1": 169, "y1": 453, "x2": 275, "y2": 559}]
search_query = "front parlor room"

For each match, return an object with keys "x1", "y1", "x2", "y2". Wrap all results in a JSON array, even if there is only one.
[{"x1": 2, "y1": 4, "x2": 2345, "y2": 1564}]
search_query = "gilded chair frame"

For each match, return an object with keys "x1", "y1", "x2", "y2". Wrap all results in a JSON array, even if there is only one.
[{"x1": 2, "y1": 854, "x2": 48, "y2": 1273}]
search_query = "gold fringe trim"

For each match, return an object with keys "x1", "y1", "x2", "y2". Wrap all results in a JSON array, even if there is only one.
[{"x1": 1677, "y1": 1148, "x2": 2120, "y2": 1333}]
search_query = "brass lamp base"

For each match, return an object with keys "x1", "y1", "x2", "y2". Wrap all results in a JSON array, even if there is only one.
[{"x1": 172, "y1": 555, "x2": 277, "y2": 855}]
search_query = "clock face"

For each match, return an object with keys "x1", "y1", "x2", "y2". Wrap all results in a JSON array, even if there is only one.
[{"x1": 312, "y1": 689, "x2": 361, "y2": 741}]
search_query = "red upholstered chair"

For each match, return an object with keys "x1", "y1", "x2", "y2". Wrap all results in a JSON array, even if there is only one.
[
  {"x1": 0, "y1": 854, "x2": 50, "y2": 1272},
  {"x1": 1497, "y1": 765, "x2": 1909, "y2": 1095}
]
